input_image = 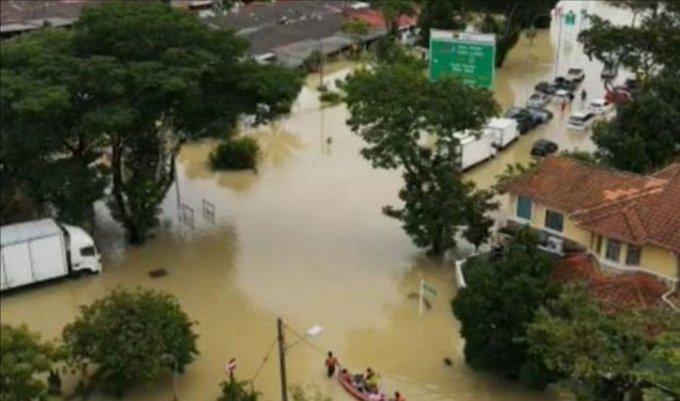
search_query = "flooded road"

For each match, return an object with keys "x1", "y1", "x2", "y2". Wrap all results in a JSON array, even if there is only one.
[{"x1": 1, "y1": 2, "x2": 632, "y2": 400}]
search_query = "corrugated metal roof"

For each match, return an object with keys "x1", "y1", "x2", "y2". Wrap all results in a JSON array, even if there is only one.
[{"x1": 1, "y1": 219, "x2": 61, "y2": 247}]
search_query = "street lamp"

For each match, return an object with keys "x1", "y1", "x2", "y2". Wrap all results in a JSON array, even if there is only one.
[{"x1": 162, "y1": 353, "x2": 179, "y2": 401}]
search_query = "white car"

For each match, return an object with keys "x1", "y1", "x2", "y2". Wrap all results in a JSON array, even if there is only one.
[
  {"x1": 526, "y1": 92, "x2": 550, "y2": 109},
  {"x1": 567, "y1": 112, "x2": 597, "y2": 131},
  {"x1": 553, "y1": 89, "x2": 573, "y2": 103},
  {"x1": 567, "y1": 67, "x2": 585, "y2": 83},
  {"x1": 588, "y1": 98, "x2": 613, "y2": 115}
]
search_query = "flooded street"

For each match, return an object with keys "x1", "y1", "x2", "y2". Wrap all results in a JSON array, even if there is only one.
[{"x1": 1, "y1": 2, "x2": 632, "y2": 400}]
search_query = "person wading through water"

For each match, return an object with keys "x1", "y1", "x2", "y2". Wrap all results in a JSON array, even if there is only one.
[{"x1": 325, "y1": 351, "x2": 339, "y2": 377}]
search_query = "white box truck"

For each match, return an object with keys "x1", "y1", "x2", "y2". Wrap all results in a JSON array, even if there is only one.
[
  {"x1": 485, "y1": 118, "x2": 519, "y2": 150},
  {"x1": 1, "y1": 219, "x2": 101, "y2": 292},
  {"x1": 454, "y1": 130, "x2": 496, "y2": 171}
]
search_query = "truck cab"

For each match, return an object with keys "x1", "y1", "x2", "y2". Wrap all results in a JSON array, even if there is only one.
[{"x1": 62, "y1": 224, "x2": 102, "y2": 274}]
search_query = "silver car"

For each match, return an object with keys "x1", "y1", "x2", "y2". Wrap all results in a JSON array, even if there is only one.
[{"x1": 526, "y1": 92, "x2": 549, "y2": 109}]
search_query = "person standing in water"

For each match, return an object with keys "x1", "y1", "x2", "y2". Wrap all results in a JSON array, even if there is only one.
[{"x1": 325, "y1": 351, "x2": 338, "y2": 377}]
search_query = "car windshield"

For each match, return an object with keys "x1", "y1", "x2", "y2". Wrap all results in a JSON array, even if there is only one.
[{"x1": 568, "y1": 68, "x2": 581, "y2": 74}]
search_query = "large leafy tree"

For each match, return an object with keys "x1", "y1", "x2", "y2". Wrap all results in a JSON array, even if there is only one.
[
  {"x1": 1, "y1": 3, "x2": 302, "y2": 242},
  {"x1": 452, "y1": 229, "x2": 562, "y2": 389},
  {"x1": 592, "y1": 71, "x2": 680, "y2": 174},
  {"x1": 579, "y1": 0, "x2": 678, "y2": 80},
  {"x1": 417, "y1": 0, "x2": 467, "y2": 46},
  {"x1": 526, "y1": 285, "x2": 679, "y2": 401},
  {"x1": 634, "y1": 332, "x2": 680, "y2": 398},
  {"x1": 1, "y1": 324, "x2": 58, "y2": 401},
  {"x1": 371, "y1": 0, "x2": 416, "y2": 37},
  {"x1": 343, "y1": 64, "x2": 499, "y2": 255},
  {"x1": 62, "y1": 288, "x2": 199, "y2": 397}
]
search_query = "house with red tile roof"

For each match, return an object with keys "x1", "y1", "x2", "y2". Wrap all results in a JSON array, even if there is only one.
[{"x1": 500, "y1": 156, "x2": 680, "y2": 283}]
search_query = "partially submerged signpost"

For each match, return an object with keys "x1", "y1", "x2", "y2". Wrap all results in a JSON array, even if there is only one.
[{"x1": 428, "y1": 30, "x2": 496, "y2": 89}]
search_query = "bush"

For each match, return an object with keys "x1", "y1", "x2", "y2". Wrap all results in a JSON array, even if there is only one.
[
  {"x1": 1, "y1": 324, "x2": 58, "y2": 401},
  {"x1": 217, "y1": 380, "x2": 259, "y2": 401},
  {"x1": 319, "y1": 91, "x2": 342, "y2": 105},
  {"x1": 210, "y1": 137, "x2": 260, "y2": 170},
  {"x1": 452, "y1": 228, "x2": 562, "y2": 389},
  {"x1": 62, "y1": 288, "x2": 198, "y2": 396}
]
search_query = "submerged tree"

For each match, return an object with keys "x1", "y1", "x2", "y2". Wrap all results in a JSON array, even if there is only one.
[
  {"x1": 1, "y1": 324, "x2": 59, "y2": 401},
  {"x1": 63, "y1": 288, "x2": 199, "y2": 396},
  {"x1": 452, "y1": 228, "x2": 562, "y2": 389},
  {"x1": 344, "y1": 64, "x2": 499, "y2": 255},
  {"x1": 1, "y1": 3, "x2": 302, "y2": 242}
]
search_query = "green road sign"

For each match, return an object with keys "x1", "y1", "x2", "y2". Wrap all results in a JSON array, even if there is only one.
[
  {"x1": 565, "y1": 11, "x2": 576, "y2": 26},
  {"x1": 429, "y1": 30, "x2": 496, "y2": 89}
]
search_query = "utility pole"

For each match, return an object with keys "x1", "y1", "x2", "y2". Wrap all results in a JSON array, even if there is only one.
[
  {"x1": 277, "y1": 317, "x2": 288, "y2": 401},
  {"x1": 554, "y1": 8, "x2": 563, "y2": 78}
]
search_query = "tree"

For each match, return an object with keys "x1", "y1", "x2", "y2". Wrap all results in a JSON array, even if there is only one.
[
  {"x1": 217, "y1": 380, "x2": 259, "y2": 401},
  {"x1": 634, "y1": 332, "x2": 680, "y2": 398},
  {"x1": 579, "y1": 1, "x2": 678, "y2": 80},
  {"x1": 526, "y1": 284, "x2": 656, "y2": 401},
  {"x1": 1, "y1": 3, "x2": 302, "y2": 242},
  {"x1": 62, "y1": 288, "x2": 198, "y2": 396},
  {"x1": 1, "y1": 324, "x2": 58, "y2": 401},
  {"x1": 371, "y1": 0, "x2": 416, "y2": 37},
  {"x1": 418, "y1": 0, "x2": 467, "y2": 46},
  {"x1": 452, "y1": 228, "x2": 562, "y2": 389},
  {"x1": 592, "y1": 71, "x2": 680, "y2": 174},
  {"x1": 342, "y1": 19, "x2": 371, "y2": 56},
  {"x1": 343, "y1": 64, "x2": 499, "y2": 254}
]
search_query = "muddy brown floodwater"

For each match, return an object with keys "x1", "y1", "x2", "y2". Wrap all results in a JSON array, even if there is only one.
[{"x1": 1, "y1": 2, "x2": 633, "y2": 400}]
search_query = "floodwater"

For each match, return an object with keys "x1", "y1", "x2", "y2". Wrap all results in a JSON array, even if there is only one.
[{"x1": 1, "y1": 2, "x2": 633, "y2": 401}]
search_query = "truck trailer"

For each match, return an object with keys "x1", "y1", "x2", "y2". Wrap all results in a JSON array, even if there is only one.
[
  {"x1": 1, "y1": 219, "x2": 101, "y2": 292},
  {"x1": 485, "y1": 118, "x2": 519, "y2": 150},
  {"x1": 454, "y1": 130, "x2": 496, "y2": 171}
]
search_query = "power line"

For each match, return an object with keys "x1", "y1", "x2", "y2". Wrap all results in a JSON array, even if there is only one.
[{"x1": 249, "y1": 336, "x2": 278, "y2": 386}]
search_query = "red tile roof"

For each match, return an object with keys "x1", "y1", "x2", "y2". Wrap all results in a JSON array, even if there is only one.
[
  {"x1": 504, "y1": 157, "x2": 680, "y2": 253},
  {"x1": 343, "y1": 9, "x2": 417, "y2": 29},
  {"x1": 553, "y1": 254, "x2": 674, "y2": 313}
]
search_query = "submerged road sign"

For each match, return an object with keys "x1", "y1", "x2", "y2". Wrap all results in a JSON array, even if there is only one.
[{"x1": 429, "y1": 30, "x2": 496, "y2": 89}]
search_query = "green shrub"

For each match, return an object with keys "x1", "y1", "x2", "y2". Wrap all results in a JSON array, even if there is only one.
[
  {"x1": 62, "y1": 288, "x2": 198, "y2": 396},
  {"x1": 1, "y1": 324, "x2": 58, "y2": 401},
  {"x1": 217, "y1": 379, "x2": 259, "y2": 401},
  {"x1": 210, "y1": 137, "x2": 260, "y2": 170},
  {"x1": 319, "y1": 91, "x2": 342, "y2": 105}
]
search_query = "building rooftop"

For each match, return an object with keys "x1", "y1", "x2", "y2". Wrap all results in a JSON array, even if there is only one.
[{"x1": 504, "y1": 157, "x2": 680, "y2": 253}]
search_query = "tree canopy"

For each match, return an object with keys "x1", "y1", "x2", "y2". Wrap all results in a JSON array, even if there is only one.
[
  {"x1": 1, "y1": 324, "x2": 58, "y2": 401},
  {"x1": 62, "y1": 288, "x2": 199, "y2": 396},
  {"x1": 343, "y1": 63, "x2": 499, "y2": 254},
  {"x1": 1, "y1": 2, "x2": 302, "y2": 241},
  {"x1": 452, "y1": 229, "x2": 562, "y2": 389}
]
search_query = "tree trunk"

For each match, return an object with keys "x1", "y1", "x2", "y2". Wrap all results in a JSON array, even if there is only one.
[{"x1": 111, "y1": 142, "x2": 137, "y2": 244}]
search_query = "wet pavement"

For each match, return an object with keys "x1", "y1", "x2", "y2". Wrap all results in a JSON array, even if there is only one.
[{"x1": 1, "y1": 2, "x2": 634, "y2": 400}]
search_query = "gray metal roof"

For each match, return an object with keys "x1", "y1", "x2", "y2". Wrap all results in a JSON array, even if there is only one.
[{"x1": 1, "y1": 219, "x2": 61, "y2": 247}]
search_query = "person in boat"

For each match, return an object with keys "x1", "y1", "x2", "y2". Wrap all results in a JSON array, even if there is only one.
[
  {"x1": 339, "y1": 368, "x2": 352, "y2": 382},
  {"x1": 364, "y1": 368, "x2": 379, "y2": 393},
  {"x1": 325, "y1": 351, "x2": 339, "y2": 377},
  {"x1": 393, "y1": 391, "x2": 405, "y2": 401}
]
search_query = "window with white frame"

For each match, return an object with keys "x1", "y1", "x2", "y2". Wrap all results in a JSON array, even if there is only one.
[{"x1": 516, "y1": 196, "x2": 532, "y2": 220}]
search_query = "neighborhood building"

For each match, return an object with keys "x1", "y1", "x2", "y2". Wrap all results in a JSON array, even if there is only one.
[{"x1": 500, "y1": 156, "x2": 680, "y2": 284}]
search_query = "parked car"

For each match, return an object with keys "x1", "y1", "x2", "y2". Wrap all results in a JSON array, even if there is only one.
[
  {"x1": 531, "y1": 139, "x2": 559, "y2": 157},
  {"x1": 528, "y1": 108, "x2": 554, "y2": 124},
  {"x1": 535, "y1": 81, "x2": 558, "y2": 95},
  {"x1": 601, "y1": 65, "x2": 618, "y2": 80},
  {"x1": 567, "y1": 111, "x2": 597, "y2": 131},
  {"x1": 567, "y1": 67, "x2": 585, "y2": 83},
  {"x1": 505, "y1": 107, "x2": 538, "y2": 134},
  {"x1": 526, "y1": 92, "x2": 550, "y2": 109},
  {"x1": 588, "y1": 98, "x2": 613, "y2": 115},
  {"x1": 554, "y1": 76, "x2": 577, "y2": 91},
  {"x1": 553, "y1": 89, "x2": 574, "y2": 103}
]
